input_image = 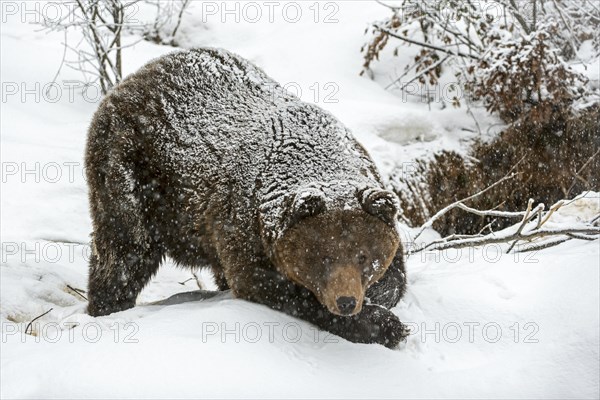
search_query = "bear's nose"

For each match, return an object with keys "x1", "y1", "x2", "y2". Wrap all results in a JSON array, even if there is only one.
[{"x1": 336, "y1": 296, "x2": 357, "y2": 315}]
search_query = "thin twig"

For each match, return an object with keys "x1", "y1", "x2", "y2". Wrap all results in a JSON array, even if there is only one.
[
  {"x1": 46, "y1": 30, "x2": 69, "y2": 96},
  {"x1": 179, "y1": 272, "x2": 204, "y2": 290},
  {"x1": 477, "y1": 219, "x2": 497, "y2": 235},
  {"x1": 192, "y1": 272, "x2": 204, "y2": 290},
  {"x1": 170, "y1": 0, "x2": 190, "y2": 42},
  {"x1": 395, "y1": 55, "x2": 450, "y2": 93},
  {"x1": 508, "y1": 0, "x2": 532, "y2": 34},
  {"x1": 413, "y1": 169, "x2": 519, "y2": 241},
  {"x1": 25, "y1": 308, "x2": 54, "y2": 335},
  {"x1": 375, "y1": 0, "x2": 401, "y2": 11},
  {"x1": 506, "y1": 199, "x2": 537, "y2": 253},
  {"x1": 373, "y1": 25, "x2": 481, "y2": 60},
  {"x1": 384, "y1": 57, "x2": 428, "y2": 90},
  {"x1": 66, "y1": 285, "x2": 88, "y2": 301},
  {"x1": 537, "y1": 200, "x2": 565, "y2": 229},
  {"x1": 566, "y1": 148, "x2": 600, "y2": 197}
]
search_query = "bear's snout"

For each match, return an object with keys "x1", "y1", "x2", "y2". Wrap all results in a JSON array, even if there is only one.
[
  {"x1": 321, "y1": 265, "x2": 364, "y2": 316},
  {"x1": 336, "y1": 296, "x2": 357, "y2": 315}
]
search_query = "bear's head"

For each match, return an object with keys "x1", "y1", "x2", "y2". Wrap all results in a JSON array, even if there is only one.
[{"x1": 271, "y1": 187, "x2": 401, "y2": 316}]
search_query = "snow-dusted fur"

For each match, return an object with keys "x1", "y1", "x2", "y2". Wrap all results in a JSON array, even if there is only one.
[{"x1": 85, "y1": 48, "x2": 408, "y2": 347}]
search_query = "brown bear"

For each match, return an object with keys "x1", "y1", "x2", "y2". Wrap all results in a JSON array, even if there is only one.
[{"x1": 85, "y1": 48, "x2": 408, "y2": 347}]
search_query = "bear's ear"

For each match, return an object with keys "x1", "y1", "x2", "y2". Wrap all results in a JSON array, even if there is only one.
[
  {"x1": 288, "y1": 189, "x2": 327, "y2": 225},
  {"x1": 359, "y1": 188, "x2": 399, "y2": 226}
]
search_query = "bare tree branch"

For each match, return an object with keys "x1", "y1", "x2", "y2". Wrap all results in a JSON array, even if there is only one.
[
  {"x1": 170, "y1": 0, "x2": 190, "y2": 41},
  {"x1": 391, "y1": 55, "x2": 450, "y2": 92},
  {"x1": 409, "y1": 226, "x2": 599, "y2": 255},
  {"x1": 412, "y1": 161, "x2": 522, "y2": 241},
  {"x1": 373, "y1": 25, "x2": 481, "y2": 60},
  {"x1": 506, "y1": 199, "x2": 539, "y2": 253}
]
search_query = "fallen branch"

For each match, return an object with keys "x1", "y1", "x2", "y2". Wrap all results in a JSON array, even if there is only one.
[
  {"x1": 412, "y1": 167, "x2": 520, "y2": 241},
  {"x1": 515, "y1": 237, "x2": 572, "y2": 253},
  {"x1": 408, "y1": 191, "x2": 599, "y2": 256},
  {"x1": 409, "y1": 227, "x2": 599, "y2": 254},
  {"x1": 456, "y1": 203, "x2": 527, "y2": 219}
]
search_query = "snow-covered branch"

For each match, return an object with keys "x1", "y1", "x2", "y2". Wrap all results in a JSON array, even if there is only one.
[
  {"x1": 373, "y1": 25, "x2": 481, "y2": 60},
  {"x1": 408, "y1": 194, "x2": 600, "y2": 256},
  {"x1": 363, "y1": 0, "x2": 599, "y2": 114},
  {"x1": 412, "y1": 165, "x2": 521, "y2": 241}
]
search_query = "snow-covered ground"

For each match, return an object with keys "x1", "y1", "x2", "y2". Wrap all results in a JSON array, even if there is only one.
[{"x1": 1, "y1": 2, "x2": 599, "y2": 398}]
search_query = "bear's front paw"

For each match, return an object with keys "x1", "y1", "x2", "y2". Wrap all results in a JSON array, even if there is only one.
[
  {"x1": 357, "y1": 305, "x2": 410, "y2": 348},
  {"x1": 332, "y1": 305, "x2": 409, "y2": 348}
]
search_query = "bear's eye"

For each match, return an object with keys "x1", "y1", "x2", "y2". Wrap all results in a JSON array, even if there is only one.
[{"x1": 357, "y1": 254, "x2": 367, "y2": 264}]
